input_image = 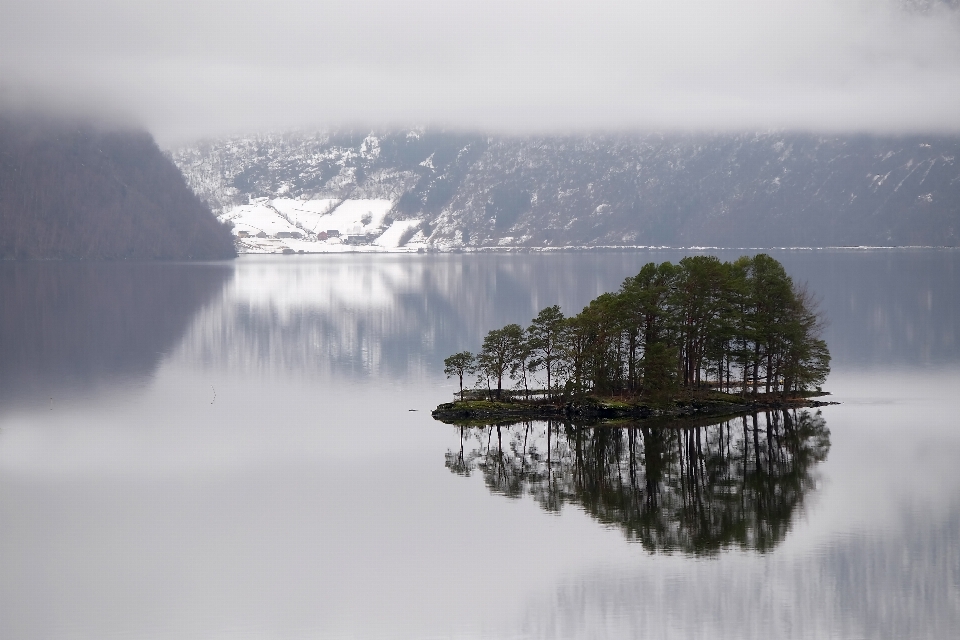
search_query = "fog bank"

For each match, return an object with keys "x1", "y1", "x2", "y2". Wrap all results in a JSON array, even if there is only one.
[{"x1": 2, "y1": 1, "x2": 960, "y2": 145}]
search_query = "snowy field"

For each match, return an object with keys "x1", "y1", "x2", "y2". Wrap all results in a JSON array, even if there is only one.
[{"x1": 218, "y1": 198, "x2": 425, "y2": 253}]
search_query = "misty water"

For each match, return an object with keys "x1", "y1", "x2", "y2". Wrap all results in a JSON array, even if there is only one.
[{"x1": 1, "y1": 250, "x2": 958, "y2": 639}]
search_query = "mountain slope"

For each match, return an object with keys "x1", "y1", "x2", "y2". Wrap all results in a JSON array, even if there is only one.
[
  {"x1": 0, "y1": 114, "x2": 236, "y2": 260},
  {"x1": 174, "y1": 131, "x2": 960, "y2": 248}
]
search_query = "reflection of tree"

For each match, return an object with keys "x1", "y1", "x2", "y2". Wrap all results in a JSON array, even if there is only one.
[{"x1": 445, "y1": 409, "x2": 830, "y2": 555}]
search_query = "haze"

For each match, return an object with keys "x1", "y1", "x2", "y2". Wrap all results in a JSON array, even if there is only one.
[{"x1": 2, "y1": 0, "x2": 960, "y2": 145}]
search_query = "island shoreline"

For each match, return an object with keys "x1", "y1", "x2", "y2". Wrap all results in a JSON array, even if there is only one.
[{"x1": 432, "y1": 392, "x2": 838, "y2": 427}]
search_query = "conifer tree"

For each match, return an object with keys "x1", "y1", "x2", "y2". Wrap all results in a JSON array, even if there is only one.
[
  {"x1": 478, "y1": 324, "x2": 523, "y2": 399},
  {"x1": 443, "y1": 351, "x2": 476, "y2": 400},
  {"x1": 527, "y1": 305, "x2": 565, "y2": 399}
]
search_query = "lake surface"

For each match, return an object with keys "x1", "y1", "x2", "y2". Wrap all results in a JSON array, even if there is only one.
[{"x1": 1, "y1": 250, "x2": 958, "y2": 639}]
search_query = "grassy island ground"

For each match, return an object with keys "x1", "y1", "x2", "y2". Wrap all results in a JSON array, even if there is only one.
[
  {"x1": 436, "y1": 254, "x2": 834, "y2": 426},
  {"x1": 432, "y1": 390, "x2": 836, "y2": 427}
]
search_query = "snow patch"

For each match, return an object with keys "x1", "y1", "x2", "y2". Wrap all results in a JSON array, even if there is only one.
[
  {"x1": 217, "y1": 197, "x2": 431, "y2": 254},
  {"x1": 374, "y1": 219, "x2": 422, "y2": 248},
  {"x1": 220, "y1": 198, "x2": 393, "y2": 239},
  {"x1": 220, "y1": 203, "x2": 302, "y2": 238},
  {"x1": 271, "y1": 198, "x2": 340, "y2": 232},
  {"x1": 325, "y1": 199, "x2": 393, "y2": 235}
]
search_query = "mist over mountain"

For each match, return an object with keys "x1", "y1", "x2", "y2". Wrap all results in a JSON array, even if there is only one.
[
  {"x1": 175, "y1": 131, "x2": 960, "y2": 248},
  {"x1": 0, "y1": 114, "x2": 236, "y2": 260}
]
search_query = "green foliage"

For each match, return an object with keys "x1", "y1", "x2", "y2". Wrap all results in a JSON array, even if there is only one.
[
  {"x1": 527, "y1": 305, "x2": 565, "y2": 398},
  {"x1": 445, "y1": 254, "x2": 831, "y2": 402},
  {"x1": 641, "y1": 342, "x2": 680, "y2": 407},
  {"x1": 477, "y1": 324, "x2": 524, "y2": 398},
  {"x1": 443, "y1": 351, "x2": 476, "y2": 400}
]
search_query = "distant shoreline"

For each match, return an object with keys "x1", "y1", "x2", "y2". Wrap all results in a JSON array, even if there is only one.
[{"x1": 235, "y1": 244, "x2": 959, "y2": 256}]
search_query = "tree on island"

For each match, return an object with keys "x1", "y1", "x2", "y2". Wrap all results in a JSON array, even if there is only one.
[
  {"x1": 443, "y1": 351, "x2": 476, "y2": 400},
  {"x1": 618, "y1": 260, "x2": 677, "y2": 394},
  {"x1": 477, "y1": 324, "x2": 524, "y2": 399},
  {"x1": 640, "y1": 341, "x2": 680, "y2": 407},
  {"x1": 445, "y1": 254, "x2": 830, "y2": 403},
  {"x1": 527, "y1": 305, "x2": 565, "y2": 399}
]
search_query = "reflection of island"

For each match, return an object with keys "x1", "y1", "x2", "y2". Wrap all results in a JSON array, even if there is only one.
[
  {"x1": 0, "y1": 262, "x2": 232, "y2": 408},
  {"x1": 446, "y1": 409, "x2": 830, "y2": 555}
]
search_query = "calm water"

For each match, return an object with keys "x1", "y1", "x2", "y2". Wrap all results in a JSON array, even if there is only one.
[{"x1": 0, "y1": 250, "x2": 958, "y2": 639}]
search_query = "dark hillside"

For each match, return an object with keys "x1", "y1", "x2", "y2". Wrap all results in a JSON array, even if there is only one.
[{"x1": 0, "y1": 114, "x2": 236, "y2": 259}]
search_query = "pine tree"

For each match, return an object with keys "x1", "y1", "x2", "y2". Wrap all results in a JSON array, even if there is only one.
[{"x1": 443, "y1": 351, "x2": 476, "y2": 400}]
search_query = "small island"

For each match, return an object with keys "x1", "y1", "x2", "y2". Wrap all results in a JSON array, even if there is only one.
[{"x1": 434, "y1": 254, "x2": 834, "y2": 426}]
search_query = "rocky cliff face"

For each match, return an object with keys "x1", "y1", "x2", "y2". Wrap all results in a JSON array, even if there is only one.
[
  {"x1": 0, "y1": 114, "x2": 236, "y2": 260},
  {"x1": 174, "y1": 131, "x2": 960, "y2": 248}
]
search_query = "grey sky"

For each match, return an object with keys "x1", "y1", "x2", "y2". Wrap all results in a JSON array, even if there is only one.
[{"x1": 2, "y1": 0, "x2": 960, "y2": 146}]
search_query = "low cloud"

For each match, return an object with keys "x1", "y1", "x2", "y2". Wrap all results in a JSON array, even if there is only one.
[{"x1": 2, "y1": 0, "x2": 960, "y2": 145}]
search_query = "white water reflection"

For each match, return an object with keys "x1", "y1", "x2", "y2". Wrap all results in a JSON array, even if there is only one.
[{"x1": 0, "y1": 250, "x2": 958, "y2": 639}]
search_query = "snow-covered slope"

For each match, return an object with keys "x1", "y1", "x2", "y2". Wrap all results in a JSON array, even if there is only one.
[
  {"x1": 314, "y1": 199, "x2": 393, "y2": 235},
  {"x1": 375, "y1": 219, "x2": 423, "y2": 249},
  {"x1": 220, "y1": 201, "x2": 302, "y2": 238},
  {"x1": 217, "y1": 196, "x2": 422, "y2": 253},
  {"x1": 270, "y1": 198, "x2": 339, "y2": 232}
]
